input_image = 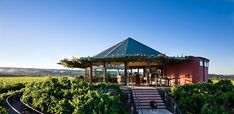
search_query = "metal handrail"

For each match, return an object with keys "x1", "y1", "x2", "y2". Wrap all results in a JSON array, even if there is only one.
[
  {"x1": 20, "y1": 98, "x2": 44, "y2": 114},
  {"x1": 6, "y1": 93, "x2": 21, "y2": 114},
  {"x1": 157, "y1": 77, "x2": 182, "y2": 114},
  {"x1": 130, "y1": 77, "x2": 143, "y2": 114}
]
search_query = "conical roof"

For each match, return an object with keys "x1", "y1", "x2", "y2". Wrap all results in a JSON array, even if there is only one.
[{"x1": 94, "y1": 37, "x2": 162, "y2": 58}]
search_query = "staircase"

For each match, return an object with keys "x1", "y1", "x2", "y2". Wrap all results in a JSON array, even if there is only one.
[{"x1": 132, "y1": 86, "x2": 166, "y2": 111}]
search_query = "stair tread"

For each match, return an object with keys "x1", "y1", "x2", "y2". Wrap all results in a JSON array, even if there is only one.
[
  {"x1": 133, "y1": 90, "x2": 158, "y2": 91},
  {"x1": 132, "y1": 88, "x2": 167, "y2": 109},
  {"x1": 133, "y1": 93, "x2": 160, "y2": 96},
  {"x1": 134, "y1": 97, "x2": 162, "y2": 99},
  {"x1": 134, "y1": 95, "x2": 161, "y2": 98},
  {"x1": 136, "y1": 105, "x2": 167, "y2": 109},
  {"x1": 133, "y1": 91, "x2": 159, "y2": 93},
  {"x1": 135, "y1": 102, "x2": 165, "y2": 105},
  {"x1": 135, "y1": 104, "x2": 165, "y2": 107},
  {"x1": 132, "y1": 91, "x2": 159, "y2": 94},
  {"x1": 136, "y1": 100, "x2": 164, "y2": 103}
]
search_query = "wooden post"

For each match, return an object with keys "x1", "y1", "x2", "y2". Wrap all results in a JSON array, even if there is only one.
[
  {"x1": 143, "y1": 68, "x2": 146, "y2": 84},
  {"x1": 89, "y1": 65, "x2": 93, "y2": 83},
  {"x1": 124, "y1": 62, "x2": 128, "y2": 86},
  {"x1": 103, "y1": 63, "x2": 107, "y2": 82},
  {"x1": 117, "y1": 69, "x2": 119, "y2": 75},
  {"x1": 163, "y1": 60, "x2": 167, "y2": 78},
  {"x1": 84, "y1": 68, "x2": 87, "y2": 77},
  {"x1": 94, "y1": 68, "x2": 96, "y2": 78},
  {"x1": 146, "y1": 63, "x2": 150, "y2": 85}
]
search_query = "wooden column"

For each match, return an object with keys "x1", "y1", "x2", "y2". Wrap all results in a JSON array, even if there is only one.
[
  {"x1": 124, "y1": 62, "x2": 128, "y2": 86},
  {"x1": 103, "y1": 63, "x2": 107, "y2": 82},
  {"x1": 146, "y1": 63, "x2": 150, "y2": 85},
  {"x1": 117, "y1": 69, "x2": 119, "y2": 75},
  {"x1": 163, "y1": 62, "x2": 166, "y2": 78},
  {"x1": 84, "y1": 68, "x2": 87, "y2": 77},
  {"x1": 143, "y1": 68, "x2": 146, "y2": 84},
  {"x1": 89, "y1": 65, "x2": 93, "y2": 83},
  {"x1": 94, "y1": 68, "x2": 96, "y2": 77}
]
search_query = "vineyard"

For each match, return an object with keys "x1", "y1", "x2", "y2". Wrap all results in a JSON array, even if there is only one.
[
  {"x1": 22, "y1": 77, "x2": 128, "y2": 114},
  {"x1": 1, "y1": 76, "x2": 234, "y2": 114},
  {"x1": 172, "y1": 79, "x2": 234, "y2": 114},
  {"x1": 210, "y1": 77, "x2": 234, "y2": 84},
  {"x1": 0, "y1": 76, "x2": 47, "y2": 113},
  {"x1": 0, "y1": 76, "x2": 129, "y2": 114},
  {"x1": 0, "y1": 76, "x2": 47, "y2": 85}
]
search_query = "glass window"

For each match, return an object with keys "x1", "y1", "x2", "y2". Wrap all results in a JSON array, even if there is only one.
[
  {"x1": 200, "y1": 60, "x2": 203, "y2": 67},
  {"x1": 205, "y1": 62, "x2": 209, "y2": 67},
  {"x1": 185, "y1": 74, "x2": 191, "y2": 78}
]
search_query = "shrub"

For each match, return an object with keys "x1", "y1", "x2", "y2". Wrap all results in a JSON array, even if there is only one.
[
  {"x1": 22, "y1": 77, "x2": 128, "y2": 114},
  {"x1": 172, "y1": 80, "x2": 234, "y2": 114}
]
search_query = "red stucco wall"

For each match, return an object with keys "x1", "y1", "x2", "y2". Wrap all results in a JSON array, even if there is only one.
[{"x1": 165, "y1": 57, "x2": 209, "y2": 85}]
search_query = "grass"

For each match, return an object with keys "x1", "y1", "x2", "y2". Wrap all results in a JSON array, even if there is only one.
[
  {"x1": 209, "y1": 77, "x2": 234, "y2": 84},
  {"x1": 0, "y1": 76, "x2": 78, "y2": 85},
  {"x1": 0, "y1": 76, "x2": 48, "y2": 85}
]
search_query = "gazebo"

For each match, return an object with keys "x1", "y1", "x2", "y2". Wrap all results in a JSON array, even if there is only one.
[{"x1": 59, "y1": 37, "x2": 208, "y2": 86}]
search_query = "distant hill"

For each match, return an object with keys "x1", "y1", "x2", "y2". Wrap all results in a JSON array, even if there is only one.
[
  {"x1": 209, "y1": 74, "x2": 234, "y2": 78},
  {"x1": 0, "y1": 67, "x2": 84, "y2": 76}
]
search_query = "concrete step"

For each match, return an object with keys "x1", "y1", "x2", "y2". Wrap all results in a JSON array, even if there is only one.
[
  {"x1": 133, "y1": 91, "x2": 159, "y2": 94},
  {"x1": 133, "y1": 92, "x2": 160, "y2": 95},
  {"x1": 136, "y1": 105, "x2": 167, "y2": 109},
  {"x1": 136, "y1": 99, "x2": 164, "y2": 103},
  {"x1": 132, "y1": 87, "x2": 167, "y2": 110},
  {"x1": 133, "y1": 88, "x2": 157, "y2": 90},
  {"x1": 132, "y1": 88, "x2": 157, "y2": 90},
  {"x1": 134, "y1": 96, "x2": 162, "y2": 100},
  {"x1": 133, "y1": 94, "x2": 161, "y2": 97},
  {"x1": 135, "y1": 102, "x2": 165, "y2": 106},
  {"x1": 133, "y1": 89, "x2": 158, "y2": 92},
  {"x1": 132, "y1": 87, "x2": 156, "y2": 89},
  {"x1": 133, "y1": 90, "x2": 159, "y2": 93}
]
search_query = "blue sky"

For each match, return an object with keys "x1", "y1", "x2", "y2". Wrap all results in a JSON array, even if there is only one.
[{"x1": 0, "y1": 0, "x2": 233, "y2": 74}]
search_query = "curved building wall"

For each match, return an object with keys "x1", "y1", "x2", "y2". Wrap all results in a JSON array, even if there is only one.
[{"x1": 165, "y1": 57, "x2": 209, "y2": 85}]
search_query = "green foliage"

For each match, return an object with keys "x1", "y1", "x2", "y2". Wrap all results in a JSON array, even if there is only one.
[
  {"x1": 0, "y1": 83, "x2": 25, "y2": 94},
  {"x1": 0, "y1": 90, "x2": 24, "y2": 114},
  {"x1": 0, "y1": 80, "x2": 27, "y2": 114},
  {"x1": 209, "y1": 77, "x2": 234, "y2": 84},
  {"x1": 22, "y1": 77, "x2": 128, "y2": 114},
  {"x1": 59, "y1": 56, "x2": 194, "y2": 68},
  {"x1": 0, "y1": 76, "x2": 47, "y2": 84},
  {"x1": 0, "y1": 76, "x2": 75, "y2": 113},
  {"x1": 172, "y1": 80, "x2": 234, "y2": 114},
  {"x1": 0, "y1": 94, "x2": 8, "y2": 114},
  {"x1": 207, "y1": 79, "x2": 213, "y2": 83}
]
